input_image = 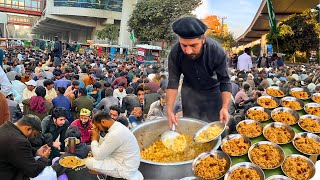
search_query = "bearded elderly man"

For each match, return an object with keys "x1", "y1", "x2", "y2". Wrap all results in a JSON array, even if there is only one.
[{"x1": 167, "y1": 16, "x2": 232, "y2": 127}]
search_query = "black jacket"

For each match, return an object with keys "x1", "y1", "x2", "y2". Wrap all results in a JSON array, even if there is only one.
[
  {"x1": 121, "y1": 94, "x2": 140, "y2": 116},
  {"x1": 0, "y1": 121, "x2": 48, "y2": 180}
]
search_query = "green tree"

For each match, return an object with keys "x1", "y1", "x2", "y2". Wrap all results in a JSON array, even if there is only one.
[
  {"x1": 207, "y1": 32, "x2": 236, "y2": 50},
  {"x1": 128, "y1": 0, "x2": 202, "y2": 43},
  {"x1": 96, "y1": 24, "x2": 120, "y2": 42},
  {"x1": 266, "y1": 9, "x2": 320, "y2": 57}
]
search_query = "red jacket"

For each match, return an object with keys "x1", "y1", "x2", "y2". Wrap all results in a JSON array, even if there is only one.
[{"x1": 70, "y1": 119, "x2": 92, "y2": 144}]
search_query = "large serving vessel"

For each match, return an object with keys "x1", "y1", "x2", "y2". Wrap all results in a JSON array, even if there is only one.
[{"x1": 132, "y1": 117, "x2": 221, "y2": 179}]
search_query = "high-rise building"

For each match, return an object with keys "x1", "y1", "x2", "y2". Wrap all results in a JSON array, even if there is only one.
[{"x1": 30, "y1": 0, "x2": 136, "y2": 46}]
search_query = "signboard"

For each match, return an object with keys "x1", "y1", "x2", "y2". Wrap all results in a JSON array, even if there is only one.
[
  {"x1": 267, "y1": 44, "x2": 273, "y2": 57},
  {"x1": 136, "y1": 48, "x2": 146, "y2": 62}
]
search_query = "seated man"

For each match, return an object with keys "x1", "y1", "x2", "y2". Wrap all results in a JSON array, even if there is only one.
[
  {"x1": 41, "y1": 107, "x2": 69, "y2": 154},
  {"x1": 70, "y1": 108, "x2": 93, "y2": 144},
  {"x1": 0, "y1": 115, "x2": 51, "y2": 179},
  {"x1": 146, "y1": 93, "x2": 166, "y2": 121},
  {"x1": 86, "y1": 111, "x2": 143, "y2": 180},
  {"x1": 128, "y1": 107, "x2": 143, "y2": 128},
  {"x1": 52, "y1": 126, "x2": 97, "y2": 180}
]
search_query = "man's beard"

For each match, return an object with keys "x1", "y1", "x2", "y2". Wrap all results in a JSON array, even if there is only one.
[
  {"x1": 184, "y1": 44, "x2": 204, "y2": 60},
  {"x1": 102, "y1": 126, "x2": 109, "y2": 133}
]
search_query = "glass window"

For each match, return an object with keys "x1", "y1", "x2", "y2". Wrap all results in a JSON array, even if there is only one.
[{"x1": 53, "y1": 0, "x2": 123, "y2": 12}]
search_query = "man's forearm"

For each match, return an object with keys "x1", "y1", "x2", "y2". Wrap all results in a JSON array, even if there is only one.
[
  {"x1": 166, "y1": 89, "x2": 178, "y2": 113},
  {"x1": 221, "y1": 91, "x2": 231, "y2": 109}
]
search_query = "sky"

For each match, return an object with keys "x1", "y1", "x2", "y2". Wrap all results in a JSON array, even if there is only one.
[{"x1": 194, "y1": 0, "x2": 262, "y2": 38}]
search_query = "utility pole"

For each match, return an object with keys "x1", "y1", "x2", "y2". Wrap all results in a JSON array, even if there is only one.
[{"x1": 219, "y1": 16, "x2": 227, "y2": 36}]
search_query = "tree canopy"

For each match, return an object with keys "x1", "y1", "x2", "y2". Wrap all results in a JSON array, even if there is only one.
[
  {"x1": 266, "y1": 9, "x2": 320, "y2": 55},
  {"x1": 96, "y1": 24, "x2": 120, "y2": 42},
  {"x1": 128, "y1": 0, "x2": 202, "y2": 42}
]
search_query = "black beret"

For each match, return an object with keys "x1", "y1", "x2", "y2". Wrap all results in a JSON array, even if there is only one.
[{"x1": 172, "y1": 17, "x2": 208, "y2": 39}]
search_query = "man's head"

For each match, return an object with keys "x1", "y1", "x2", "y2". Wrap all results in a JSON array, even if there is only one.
[
  {"x1": 118, "y1": 82, "x2": 125, "y2": 92},
  {"x1": 51, "y1": 107, "x2": 68, "y2": 127},
  {"x1": 57, "y1": 86, "x2": 66, "y2": 95},
  {"x1": 43, "y1": 79, "x2": 54, "y2": 90},
  {"x1": 15, "y1": 115, "x2": 42, "y2": 140},
  {"x1": 93, "y1": 111, "x2": 114, "y2": 133},
  {"x1": 179, "y1": 36, "x2": 205, "y2": 60},
  {"x1": 137, "y1": 86, "x2": 145, "y2": 104},
  {"x1": 93, "y1": 82, "x2": 101, "y2": 91},
  {"x1": 78, "y1": 88, "x2": 87, "y2": 96},
  {"x1": 244, "y1": 48, "x2": 251, "y2": 55},
  {"x1": 126, "y1": 86, "x2": 134, "y2": 94},
  {"x1": 109, "y1": 105, "x2": 121, "y2": 121},
  {"x1": 253, "y1": 91, "x2": 262, "y2": 99},
  {"x1": 88, "y1": 71, "x2": 94, "y2": 79},
  {"x1": 79, "y1": 108, "x2": 91, "y2": 124},
  {"x1": 35, "y1": 86, "x2": 46, "y2": 98},
  {"x1": 69, "y1": 81, "x2": 79, "y2": 90},
  {"x1": 160, "y1": 93, "x2": 166, "y2": 107},
  {"x1": 243, "y1": 83, "x2": 250, "y2": 92},
  {"x1": 25, "y1": 80, "x2": 37, "y2": 91},
  {"x1": 24, "y1": 70, "x2": 31, "y2": 78},
  {"x1": 107, "y1": 69, "x2": 113, "y2": 77},
  {"x1": 54, "y1": 36, "x2": 59, "y2": 41},
  {"x1": 172, "y1": 17, "x2": 207, "y2": 60}
]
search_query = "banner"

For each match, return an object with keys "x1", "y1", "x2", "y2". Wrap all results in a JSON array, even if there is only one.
[
  {"x1": 136, "y1": 48, "x2": 145, "y2": 62},
  {"x1": 267, "y1": 0, "x2": 277, "y2": 33}
]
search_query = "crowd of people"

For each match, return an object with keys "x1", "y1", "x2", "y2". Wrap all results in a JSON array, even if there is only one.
[{"x1": 0, "y1": 39, "x2": 177, "y2": 179}]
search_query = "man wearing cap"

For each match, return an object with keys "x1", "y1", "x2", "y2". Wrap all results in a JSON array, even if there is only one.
[
  {"x1": 70, "y1": 108, "x2": 92, "y2": 144},
  {"x1": 23, "y1": 80, "x2": 37, "y2": 100},
  {"x1": 167, "y1": 16, "x2": 231, "y2": 126}
]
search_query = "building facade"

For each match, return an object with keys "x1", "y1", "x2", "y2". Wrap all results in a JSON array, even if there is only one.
[{"x1": 31, "y1": 0, "x2": 137, "y2": 46}]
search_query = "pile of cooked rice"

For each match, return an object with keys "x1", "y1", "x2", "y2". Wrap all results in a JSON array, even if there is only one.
[
  {"x1": 258, "y1": 98, "x2": 278, "y2": 109},
  {"x1": 194, "y1": 154, "x2": 228, "y2": 179},
  {"x1": 294, "y1": 137, "x2": 320, "y2": 154},
  {"x1": 249, "y1": 144, "x2": 282, "y2": 169},
  {"x1": 247, "y1": 110, "x2": 269, "y2": 121},
  {"x1": 267, "y1": 88, "x2": 285, "y2": 97},
  {"x1": 305, "y1": 107, "x2": 320, "y2": 117},
  {"x1": 229, "y1": 167, "x2": 261, "y2": 180},
  {"x1": 282, "y1": 156, "x2": 313, "y2": 180},
  {"x1": 272, "y1": 111, "x2": 297, "y2": 125},
  {"x1": 312, "y1": 96, "x2": 320, "y2": 103},
  {"x1": 300, "y1": 117, "x2": 320, "y2": 132},
  {"x1": 264, "y1": 126, "x2": 293, "y2": 144},
  {"x1": 141, "y1": 134, "x2": 213, "y2": 162},
  {"x1": 281, "y1": 100, "x2": 302, "y2": 110},
  {"x1": 195, "y1": 125, "x2": 223, "y2": 143},
  {"x1": 222, "y1": 138, "x2": 250, "y2": 156},
  {"x1": 291, "y1": 91, "x2": 309, "y2": 99},
  {"x1": 237, "y1": 122, "x2": 262, "y2": 138},
  {"x1": 163, "y1": 134, "x2": 187, "y2": 152},
  {"x1": 59, "y1": 156, "x2": 82, "y2": 168}
]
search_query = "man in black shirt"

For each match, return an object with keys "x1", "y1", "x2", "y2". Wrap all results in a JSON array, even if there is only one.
[{"x1": 167, "y1": 17, "x2": 232, "y2": 127}]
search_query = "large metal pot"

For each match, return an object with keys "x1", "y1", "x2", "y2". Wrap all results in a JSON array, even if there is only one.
[{"x1": 132, "y1": 117, "x2": 221, "y2": 179}]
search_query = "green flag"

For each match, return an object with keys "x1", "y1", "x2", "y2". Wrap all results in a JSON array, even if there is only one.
[
  {"x1": 267, "y1": 0, "x2": 277, "y2": 33},
  {"x1": 130, "y1": 31, "x2": 135, "y2": 42}
]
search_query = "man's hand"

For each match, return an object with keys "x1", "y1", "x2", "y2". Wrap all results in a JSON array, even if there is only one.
[
  {"x1": 89, "y1": 169, "x2": 101, "y2": 175},
  {"x1": 167, "y1": 112, "x2": 178, "y2": 128},
  {"x1": 52, "y1": 141, "x2": 61, "y2": 148},
  {"x1": 36, "y1": 144, "x2": 51, "y2": 159},
  {"x1": 42, "y1": 147, "x2": 51, "y2": 159},
  {"x1": 219, "y1": 107, "x2": 229, "y2": 124},
  {"x1": 91, "y1": 124, "x2": 100, "y2": 142}
]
